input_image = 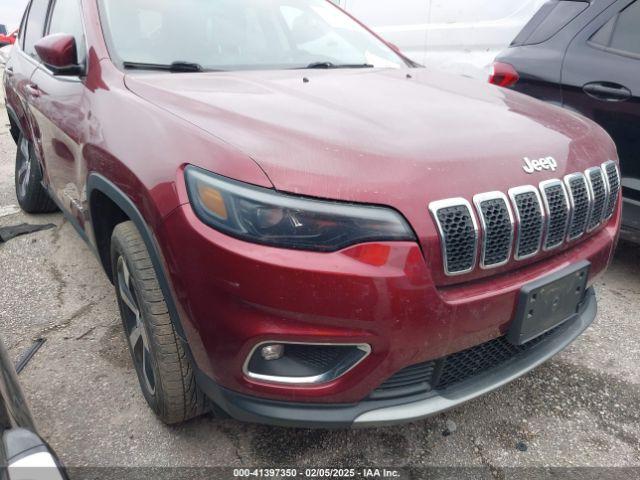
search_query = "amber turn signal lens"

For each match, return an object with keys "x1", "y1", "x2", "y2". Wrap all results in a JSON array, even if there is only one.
[{"x1": 198, "y1": 184, "x2": 228, "y2": 220}]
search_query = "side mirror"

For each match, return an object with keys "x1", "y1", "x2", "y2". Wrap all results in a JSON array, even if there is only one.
[{"x1": 34, "y1": 33, "x2": 83, "y2": 76}]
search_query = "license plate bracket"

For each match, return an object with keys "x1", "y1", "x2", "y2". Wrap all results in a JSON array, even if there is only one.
[{"x1": 508, "y1": 261, "x2": 590, "y2": 346}]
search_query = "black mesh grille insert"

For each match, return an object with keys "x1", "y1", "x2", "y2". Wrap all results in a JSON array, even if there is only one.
[
  {"x1": 370, "y1": 361, "x2": 436, "y2": 399},
  {"x1": 371, "y1": 329, "x2": 556, "y2": 399},
  {"x1": 513, "y1": 191, "x2": 543, "y2": 258},
  {"x1": 542, "y1": 183, "x2": 569, "y2": 249},
  {"x1": 603, "y1": 163, "x2": 620, "y2": 219},
  {"x1": 436, "y1": 205, "x2": 476, "y2": 274},
  {"x1": 431, "y1": 166, "x2": 611, "y2": 275},
  {"x1": 587, "y1": 169, "x2": 606, "y2": 230},
  {"x1": 434, "y1": 331, "x2": 553, "y2": 390},
  {"x1": 479, "y1": 198, "x2": 512, "y2": 267},
  {"x1": 566, "y1": 176, "x2": 590, "y2": 240},
  {"x1": 283, "y1": 345, "x2": 345, "y2": 370}
]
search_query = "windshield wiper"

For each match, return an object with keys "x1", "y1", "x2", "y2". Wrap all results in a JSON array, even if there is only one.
[
  {"x1": 302, "y1": 61, "x2": 375, "y2": 69},
  {"x1": 122, "y1": 61, "x2": 206, "y2": 73}
]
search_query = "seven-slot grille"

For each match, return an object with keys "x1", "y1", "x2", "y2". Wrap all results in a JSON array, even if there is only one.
[{"x1": 430, "y1": 162, "x2": 620, "y2": 276}]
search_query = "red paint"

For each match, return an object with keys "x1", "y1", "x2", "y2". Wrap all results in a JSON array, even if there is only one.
[
  {"x1": 0, "y1": 30, "x2": 17, "y2": 46},
  {"x1": 34, "y1": 34, "x2": 79, "y2": 70},
  {"x1": 3, "y1": 0, "x2": 621, "y2": 405},
  {"x1": 489, "y1": 61, "x2": 520, "y2": 88}
]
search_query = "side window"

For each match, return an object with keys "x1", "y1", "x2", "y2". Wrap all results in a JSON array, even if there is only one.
[
  {"x1": 18, "y1": 6, "x2": 29, "y2": 50},
  {"x1": 610, "y1": 1, "x2": 640, "y2": 54},
  {"x1": 590, "y1": 1, "x2": 640, "y2": 56},
  {"x1": 48, "y1": 0, "x2": 87, "y2": 64},
  {"x1": 23, "y1": 0, "x2": 51, "y2": 58}
]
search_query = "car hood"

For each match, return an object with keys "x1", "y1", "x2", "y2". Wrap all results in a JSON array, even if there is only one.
[{"x1": 125, "y1": 68, "x2": 613, "y2": 206}]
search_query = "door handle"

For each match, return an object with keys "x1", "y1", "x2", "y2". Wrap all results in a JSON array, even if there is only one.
[
  {"x1": 583, "y1": 82, "x2": 632, "y2": 102},
  {"x1": 25, "y1": 83, "x2": 41, "y2": 98},
  {"x1": 4, "y1": 66, "x2": 13, "y2": 76}
]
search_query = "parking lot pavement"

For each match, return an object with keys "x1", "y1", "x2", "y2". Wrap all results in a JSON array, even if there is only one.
[{"x1": 0, "y1": 98, "x2": 639, "y2": 472}]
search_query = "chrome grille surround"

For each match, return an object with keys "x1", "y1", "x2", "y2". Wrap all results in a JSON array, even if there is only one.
[
  {"x1": 430, "y1": 162, "x2": 618, "y2": 277},
  {"x1": 563, "y1": 173, "x2": 592, "y2": 242},
  {"x1": 602, "y1": 160, "x2": 621, "y2": 221},
  {"x1": 473, "y1": 192, "x2": 514, "y2": 269},
  {"x1": 539, "y1": 179, "x2": 570, "y2": 251},
  {"x1": 585, "y1": 166, "x2": 608, "y2": 232},
  {"x1": 428, "y1": 198, "x2": 479, "y2": 276},
  {"x1": 508, "y1": 185, "x2": 545, "y2": 261}
]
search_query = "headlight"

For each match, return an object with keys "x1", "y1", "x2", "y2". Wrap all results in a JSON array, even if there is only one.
[{"x1": 185, "y1": 165, "x2": 416, "y2": 252}]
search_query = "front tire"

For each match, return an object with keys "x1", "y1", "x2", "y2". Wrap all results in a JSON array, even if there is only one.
[
  {"x1": 111, "y1": 221, "x2": 208, "y2": 424},
  {"x1": 14, "y1": 134, "x2": 58, "y2": 213}
]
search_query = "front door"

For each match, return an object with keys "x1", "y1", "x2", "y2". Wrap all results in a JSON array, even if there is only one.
[{"x1": 27, "y1": 0, "x2": 89, "y2": 226}]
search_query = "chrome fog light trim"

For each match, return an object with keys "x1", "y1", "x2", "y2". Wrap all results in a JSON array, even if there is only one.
[{"x1": 243, "y1": 341, "x2": 372, "y2": 385}]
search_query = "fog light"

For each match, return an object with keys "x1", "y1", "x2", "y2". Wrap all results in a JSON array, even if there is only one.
[
  {"x1": 244, "y1": 342, "x2": 371, "y2": 385},
  {"x1": 261, "y1": 344, "x2": 284, "y2": 361}
]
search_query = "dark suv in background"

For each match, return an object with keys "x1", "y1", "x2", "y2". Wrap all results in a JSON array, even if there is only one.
[{"x1": 492, "y1": 0, "x2": 639, "y2": 242}]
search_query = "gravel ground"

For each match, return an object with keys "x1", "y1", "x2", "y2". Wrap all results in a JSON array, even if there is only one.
[{"x1": 0, "y1": 90, "x2": 639, "y2": 477}]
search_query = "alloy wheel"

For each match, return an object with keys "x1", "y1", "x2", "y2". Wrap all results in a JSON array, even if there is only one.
[
  {"x1": 16, "y1": 137, "x2": 31, "y2": 199},
  {"x1": 116, "y1": 256, "x2": 156, "y2": 395}
]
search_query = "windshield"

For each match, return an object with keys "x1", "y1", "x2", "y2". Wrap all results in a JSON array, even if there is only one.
[{"x1": 99, "y1": 0, "x2": 407, "y2": 71}]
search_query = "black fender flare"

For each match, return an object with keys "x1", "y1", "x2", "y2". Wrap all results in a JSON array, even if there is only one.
[{"x1": 86, "y1": 173, "x2": 188, "y2": 343}]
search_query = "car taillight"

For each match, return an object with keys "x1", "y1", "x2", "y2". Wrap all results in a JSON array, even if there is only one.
[{"x1": 489, "y1": 62, "x2": 520, "y2": 88}]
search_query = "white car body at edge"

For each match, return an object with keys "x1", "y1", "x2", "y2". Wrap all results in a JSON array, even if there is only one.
[{"x1": 332, "y1": 0, "x2": 547, "y2": 79}]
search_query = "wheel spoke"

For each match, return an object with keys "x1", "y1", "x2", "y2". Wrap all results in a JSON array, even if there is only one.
[
  {"x1": 129, "y1": 324, "x2": 142, "y2": 349},
  {"x1": 17, "y1": 138, "x2": 31, "y2": 197},
  {"x1": 118, "y1": 278, "x2": 139, "y2": 317},
  {"x1": 17, "y1": 155, "x2": 30, "y2": 198},
  {"x1": 117, "y1": 256, "x2": 155, "y2": 395},
  {"x1": 21, "y1": 163, "x2": 30, "y2": 192},
  {"x1": 121, "y1": 260, "x2": 131, "y2": 288},
  {"x1": 117, "y1": 259, "x2": 139, "y2": 317},
  {"x1": 17, "y1": 162, "x2": 27, "y2": 181},
  {"x1": 20, "y1": 138, "x2": 29, "y2": 159}
]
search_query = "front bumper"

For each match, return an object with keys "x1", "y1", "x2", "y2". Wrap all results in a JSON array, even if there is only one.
[
  {"x1": 196, "y1": 288, "x2": 596, "y2": 428},
  {"x1": 156, "y1": 200, "x2": 617, "y2": 406}
]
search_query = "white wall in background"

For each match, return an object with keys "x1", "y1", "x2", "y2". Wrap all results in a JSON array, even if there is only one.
[{"x1": 333, "y1": 0, "x2": 548, "y2": 79}]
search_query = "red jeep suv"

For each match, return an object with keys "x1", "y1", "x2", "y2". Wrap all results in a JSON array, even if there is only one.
[{"x1": 4, "y1": 0, "x2": 621, "y2": 428}]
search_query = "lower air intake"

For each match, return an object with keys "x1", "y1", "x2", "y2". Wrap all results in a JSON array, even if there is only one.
[{"x1": 371, "y1": 329, "x2": 557, "y2": 399}]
